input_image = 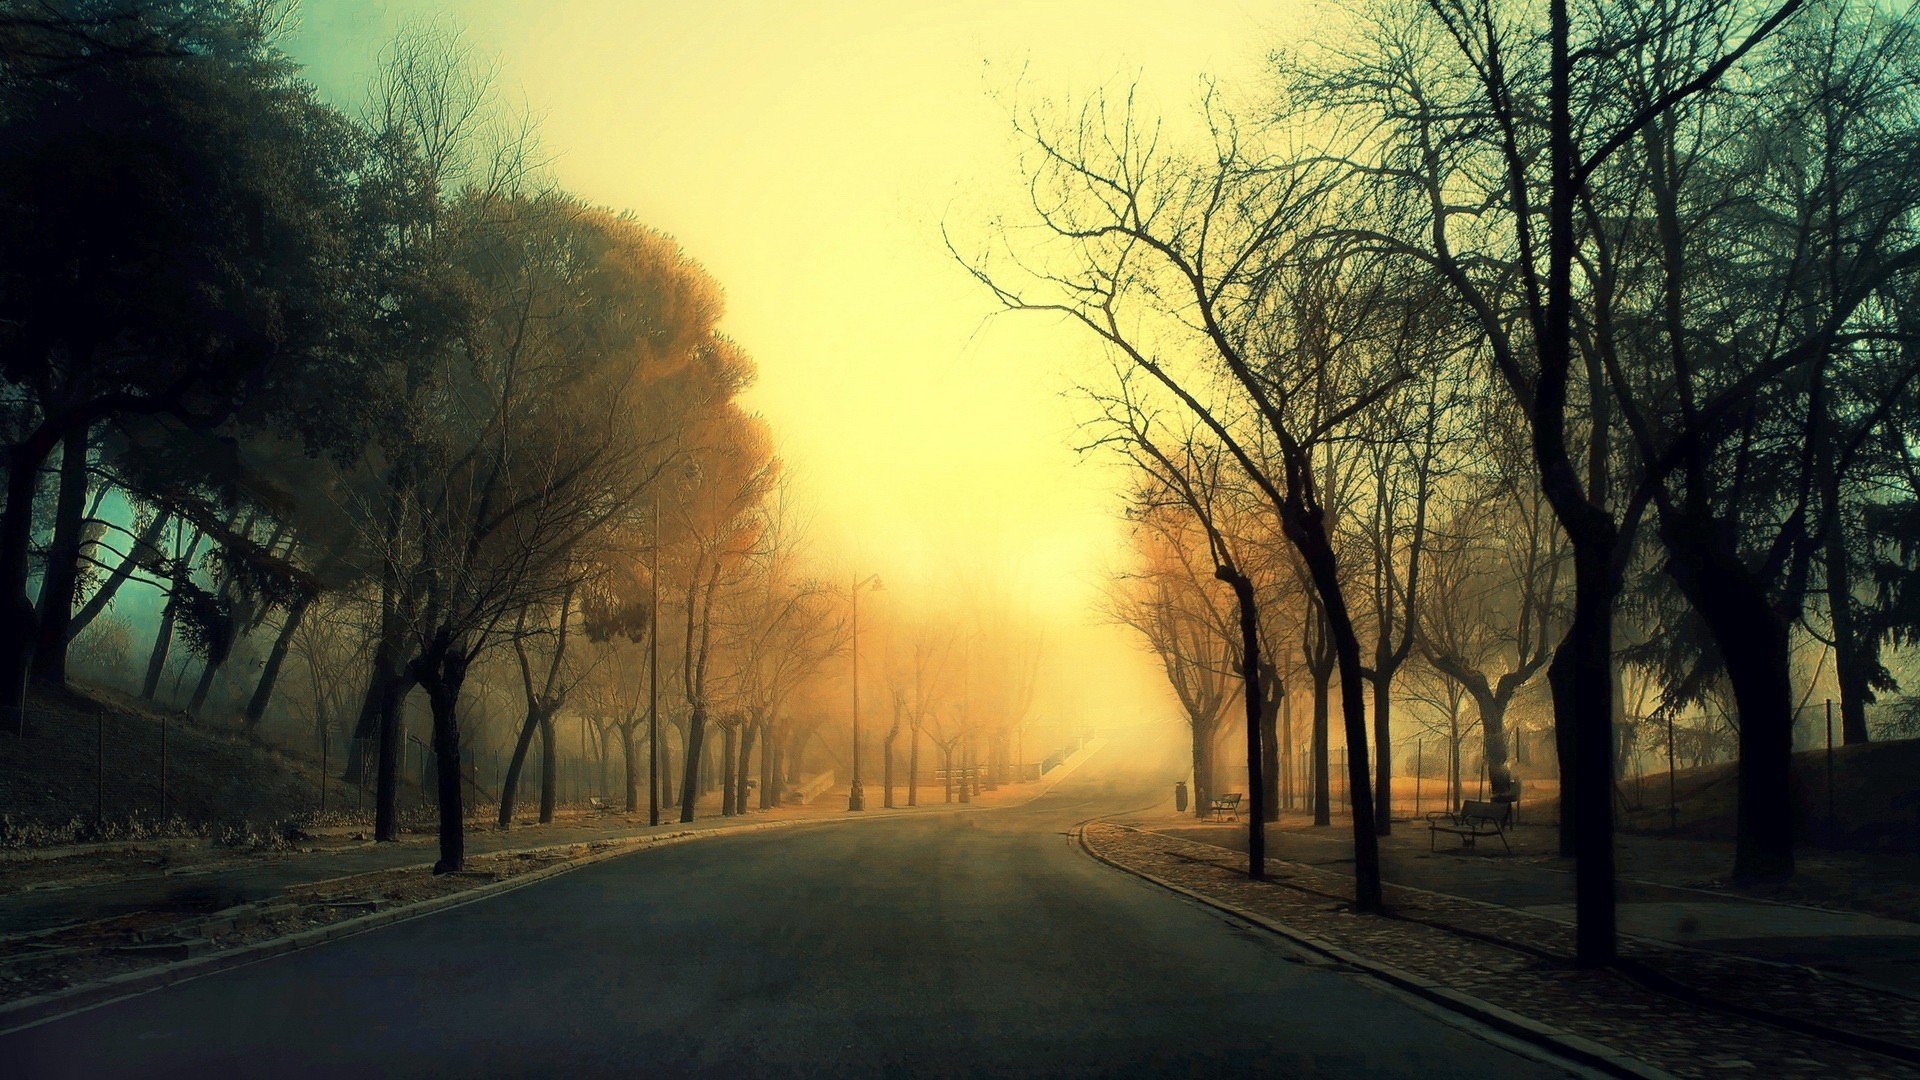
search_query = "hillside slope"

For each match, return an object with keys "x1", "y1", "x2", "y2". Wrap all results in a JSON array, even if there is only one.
[
  {"x1": 1615, "y1": 737, "x2": 1920, "y2": 855},
  {"x1": 0, "y1": 685, "x2": 380, "y2": 840}
]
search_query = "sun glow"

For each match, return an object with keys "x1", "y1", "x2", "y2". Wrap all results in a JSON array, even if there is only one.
[{"x1": 286, "y1": 0, "x2": 1305, "y2": 724}]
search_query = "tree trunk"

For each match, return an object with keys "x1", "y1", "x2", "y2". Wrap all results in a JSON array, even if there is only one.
[
  {"x1": 538, "y1": 713, "x2": 557, "y2": 824},
  {"x1": 758, "y1": 721, "x2": 775, "y2": 809},
  {"x1": 373, "y1": 668, "x2": 410, "y2": 843},
  {"x1": 1548, "y1": 634, "x2": 1576, "y2": 855},
  {"x1": 1189, "y1": 721, "x2": 1213, "y2": 819},
  {"x1": 882, "y1": 727, "x2": 898, "y2": 809},
  {"x1": 242, "y1": 593, "x2": 311, "y2": 728},
  {"x1": 735, "y1": 721, "x2": 756, "y2": 815},
  {"x1": 720, "y1": 724, "x2": 738, "y2": 817},
  {"x1": 141, "y1": 526, "x2": 207, "y2": 705},
  {"x1": 31, "y1": 425, "x2": 90, "y2": 688},
  {"x1": 498, "y1": 705, "x2": 541, "y2": 828},
  {"x1": 1663, "y1": 522, "x2": 1795, "y2": 883},
  {"x1": 1565, "y1": 539, "x2": 1621, "y2": 963},
  {"x1": 658, "y1": 732, "x2": 675, "y2": 809},
  {"x1": 351, "y1": 483, "x2": 409, "y2": 782},
  {"x1": 186, "y1": 645, "x2": 227, "y2": 717},
  {"x1": 756, "y1": 718, "x2": 771, "y2": 803},
  {"x1": 906, "y1": 722, "x2": 921, "y2": 799},
  {"x1": 1478, "y1": 692, "x2": 1513, "y2": 796},
  {"x1": 69, "y1": 508, "x2": 170, "y2": 643},
  {"x1": 623, "y1": 723, "x2": 641, "y2": 813},
  {"x1": 958, "y1": 739, "x2": 972, "y2": 804},
  {"x1": 597, "y1": 728, "x2": 610, "y2": 799},
  {"x1": 142, "y1": 583, "x2": 184, "y2": 702},
  {"x1": 1295, "y1": 528, "x2": 1383, "y2": 911},
  {"x1": 678, "y1": 705, "x2": 706, "y2": 822},
  {"x1": 422, "y1": 653, "x2": 469, "y2": 874},
  {"x1": 907, "y1": 725, "x2": 920, "y2": 807},
  {"x1": 1449, "y1": 701, "x2": 1463, "y2": 809},
  {"x1": 347, "y1": 628, "x2": 412, "y2": 829},
  {"x1": 0, "y1": 431, "x2": 62, "y2": 734},
  {"x1": 1370, "y1": 669, "x2": 1392, "y2": 835},
  {"x1": 1222, "y1": 570, "x2": 1267, "y2": 876}
]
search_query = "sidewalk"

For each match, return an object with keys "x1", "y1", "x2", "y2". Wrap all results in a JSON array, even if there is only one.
[
  {"x1": 1139, "y1": 807, "x2": 1920, "y2": 997},
  {"x1": 1086, "y1": 823, "x2": 1913, "y2": 1078},
  {"x1": 1087, "y1": 814, "x2": 1920, "y2": 1079}
]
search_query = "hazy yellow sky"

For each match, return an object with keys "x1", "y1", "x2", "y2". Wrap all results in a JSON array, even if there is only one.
[{"x1": 289, "y1": 0, "x2": 1310, "y2": 726}]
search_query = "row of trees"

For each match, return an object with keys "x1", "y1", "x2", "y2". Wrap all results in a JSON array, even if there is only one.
[
  {"x1": 968, "y1": 0, "x2": 1920, "y2": 965},
  {"x1": 874, "y1": 598, "x2": 1045, "y2": 810},
  {"x1": 0, "y1": 2, "x2": 875, "y2": 872}
]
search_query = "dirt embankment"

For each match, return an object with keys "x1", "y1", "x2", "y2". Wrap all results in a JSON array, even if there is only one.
[
  {"x1": 0, "y1": 685, "x2": 395, "y2": 845},
  {"x1": 1540, "y1": 737, "x2": 1920, "y2": 856}
]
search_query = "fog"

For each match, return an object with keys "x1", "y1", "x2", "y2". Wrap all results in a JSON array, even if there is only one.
[{"x1": 3, "y1": 2, "x2": 1917, "y2": 1076}]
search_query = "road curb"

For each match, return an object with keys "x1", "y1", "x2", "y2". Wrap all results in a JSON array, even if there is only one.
[
  {"x1": 0, "y1": 817, "x2": 804, "y2": 1035},
  {"x1": 0, "y1": 746, "x2": 1117, "y2": 1037},
  {"x1": 1073, "y1": 823, "x2": 1675, "y2": 1080}
]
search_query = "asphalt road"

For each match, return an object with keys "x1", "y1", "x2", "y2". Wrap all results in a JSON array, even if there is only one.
[{"x1": 5, "y1": 743, "x2": 1571, "y2": 1078}]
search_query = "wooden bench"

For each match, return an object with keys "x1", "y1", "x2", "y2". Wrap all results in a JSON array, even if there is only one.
[
  {"x1": 1208, "y1": 792, "x2": 1243, "y2": 822},
  {"x1": 587, "y1": 796, "x2": 620, "y2": 814},
  {"x1": 1426, "y1": 799, "x2": 1513, "y2": 853}
]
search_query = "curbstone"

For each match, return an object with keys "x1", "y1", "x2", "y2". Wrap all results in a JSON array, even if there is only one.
[
  {"x1": 1074, "y1": 822, "x2": 1676, "y2": 1080},
  {"x1": 0, "y1": 752, "x2": 1114, "y2": 1037},
  {"x1": 0, "y1": 818, "x2": 800, "y2": 1034}
]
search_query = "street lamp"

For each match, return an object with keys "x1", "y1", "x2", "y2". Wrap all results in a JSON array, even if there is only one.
[{"x1": 849, "y1": 572, "x2": 883, "y2": 811}]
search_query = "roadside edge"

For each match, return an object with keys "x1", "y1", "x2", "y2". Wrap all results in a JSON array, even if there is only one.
[
  {"x1": 0, "y1": 742, "x2": 1118, "y2": 1036},
  {"x1": 0, "y1": 818, "x2": 802, "y2": 1035},
  {"x1": 1072, "y1": 821, "x2": 1675, "y2": 1080}
]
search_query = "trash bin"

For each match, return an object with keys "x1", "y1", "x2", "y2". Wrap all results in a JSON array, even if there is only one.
[{"x1": 1174, "y1": 781, "x2": 1189, "y2": 814}]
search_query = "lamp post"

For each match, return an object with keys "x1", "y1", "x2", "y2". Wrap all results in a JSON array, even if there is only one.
[{"x1": 848, "y1": 572, "x2": 883, "y2": 811}]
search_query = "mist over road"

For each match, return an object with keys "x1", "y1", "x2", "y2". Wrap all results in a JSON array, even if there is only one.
[{"x1": 6, "y1": 731, "x2": 1567, "y2": 1078}]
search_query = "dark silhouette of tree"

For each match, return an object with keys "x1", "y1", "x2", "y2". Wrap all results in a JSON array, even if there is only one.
[
  {"x1": 0, "y1": 1, "x2": 365, "y2": 733},
  {"x1": 963, "y1": 95, "x2": 1403, "y2": 909}
]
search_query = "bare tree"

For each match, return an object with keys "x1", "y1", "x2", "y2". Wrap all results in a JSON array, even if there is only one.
[
  {"x1": 1086, "y1": 374, "x2": 1277, "y2": 874},
  {"x1": 1106, "y1": 501, "x2": 1240, "y2": 820},
  {"x1": 1300, "y1": 0, "x2": 1812, "y2": 959},
  {"x1": 1420, "y1": 401, "x2": 1566, "y2": 800},
  {"x1": 712, "y1": 484, "x2": 843, "y2": 817},
  {"x1": 964, "y1": 95, "x2": 1403, "y2": 906}
]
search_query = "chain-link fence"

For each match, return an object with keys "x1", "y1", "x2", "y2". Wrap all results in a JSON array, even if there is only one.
[{"x1": 0, "y1": 688, "x2": 637, "y2": 848}]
